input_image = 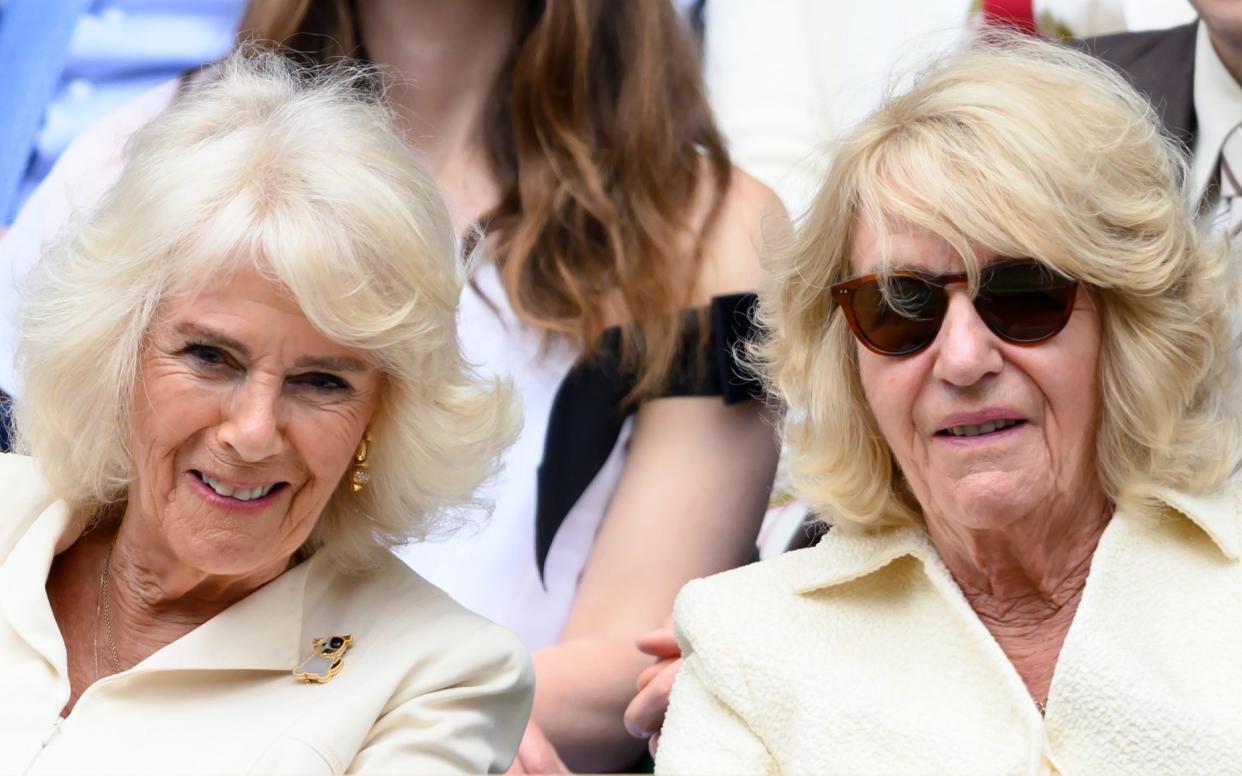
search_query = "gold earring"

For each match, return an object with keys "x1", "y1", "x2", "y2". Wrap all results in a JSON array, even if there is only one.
[{"x1": 350, "y1": 433, "x2": 372, "y2": 492}]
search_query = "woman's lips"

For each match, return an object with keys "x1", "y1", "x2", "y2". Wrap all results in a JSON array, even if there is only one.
[
  {"x1": 934, "y1": 419, "x2": 1029, "y2": 445},
  {"x1": 933, "y1": 408, "x2": 1029, "y2": 443},
  {"x1": 187, "y1": 470, "x2": 287, "y2": 510},
  {"x1": 935, "y1": 408, "x2": 1026, "y2": 431}
]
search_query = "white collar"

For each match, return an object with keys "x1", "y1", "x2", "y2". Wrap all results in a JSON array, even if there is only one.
[{"x1": 1190, "y1": 20, "x2": 1242, "y2": 206}]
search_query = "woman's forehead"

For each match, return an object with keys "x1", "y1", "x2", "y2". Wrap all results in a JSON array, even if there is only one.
[
  {"x1": 849, "y1": 214, "x2": 992, "y2": 276},
  {"x1": 157, "y1": 265, "x2": 293, "y2": 316},
  {"x1": 151, "y1": 270, "x2": 375, "y2": 364}
]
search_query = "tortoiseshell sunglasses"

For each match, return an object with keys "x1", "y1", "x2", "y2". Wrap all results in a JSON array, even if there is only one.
[{"x1": 829, "y1": 258, "x2": 1078, "y2": 356}]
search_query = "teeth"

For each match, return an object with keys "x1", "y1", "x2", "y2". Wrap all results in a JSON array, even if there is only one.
[
  {"x1": 200, "y1": 473, "x2": 275, "y2": 501},
  {"x1": 947, "y1": 419, "x2": 1019, "y2": 437},
  {"x1": 202, "y1": 473, "x2": 235, "y2": 497}
]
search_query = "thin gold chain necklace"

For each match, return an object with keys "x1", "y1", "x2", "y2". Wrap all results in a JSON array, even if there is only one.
[{"x1": 95, "y1": 540, "x2": 122, "y2": 675}]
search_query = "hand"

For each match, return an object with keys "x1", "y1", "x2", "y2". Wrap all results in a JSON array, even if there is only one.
[
  {"x1": 623, "y1": 621, "x2": 683, "y2": 756},
  {"x1": 507, "y1": 720, "x2": 572, "y2": 774}
]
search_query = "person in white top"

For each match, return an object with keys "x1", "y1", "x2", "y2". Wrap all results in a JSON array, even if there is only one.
[
  {"x1": 1, "y1": 51, "x2": 532, "y2": 774},
  {"x1": 657, "y1": 35, "x2": 1242, "y2": 773},
  {"x1": 698, "y1": 0, "x2": 972, "y2": 220}
]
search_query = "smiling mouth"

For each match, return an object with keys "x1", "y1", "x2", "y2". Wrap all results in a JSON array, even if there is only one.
[
  {"x1": 937, "y1": 419, "x2": 1026, "y2": 438},
  {"x1": 191, "y1": 470, "x2": 287, "y2": 502}
]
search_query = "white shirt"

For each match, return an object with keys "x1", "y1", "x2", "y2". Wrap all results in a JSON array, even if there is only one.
[
  {"x1": 396, "y1": 261, "x2": 632, "y2": 650},
  {"x1": 1189, "y1": 20, "x2": 1242, "y2": 211},
  {"x1": 657, "y1": 483, "x2": 1242, "y2": 775},
  {"x1": 0, "y1": 454, "x2": 534, "y2": 774},
  {"x1": 701, "y1": 0, "x2": 972, "y2": 220}
]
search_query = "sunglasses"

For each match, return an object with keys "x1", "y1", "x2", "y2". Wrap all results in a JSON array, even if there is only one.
[{"x1": 829, "y1": 258, "x2": 1078, "y2": 357}]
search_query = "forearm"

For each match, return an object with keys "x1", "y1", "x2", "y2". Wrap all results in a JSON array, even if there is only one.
[
  {"x1": 531, "y1": 635, "x2": 652, "y2": 771},
  {"x1": 530, "y1": 399, "x2": 778, "y2": 770}
]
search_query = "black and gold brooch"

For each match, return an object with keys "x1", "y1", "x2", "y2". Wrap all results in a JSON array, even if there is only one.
[{"x1": 293, "y1": 635, "x2": 354, "y2": 684}]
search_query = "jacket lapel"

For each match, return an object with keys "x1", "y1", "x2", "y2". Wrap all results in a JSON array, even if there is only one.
[
  {"x1": 0, "y1": 500, "x2": 81, "y2": 674},
  {"x1": 129, "y1": 555, "x2": 315, "y2": 675}
]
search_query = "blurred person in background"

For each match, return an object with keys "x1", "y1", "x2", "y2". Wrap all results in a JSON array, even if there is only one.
[
  {"x1": 656, "y1": 35, "x2": 1242, "y2": 773},
  {"x1": 1084, "y1": 1, "x2": 1242, "y2": 230},
  {"x1": 695, "y1": 0, "x2": 1192, "y2": 223},
  {"x1": 0, "y1": 0, "x2": 243, "y2": 228},
  {"x1": 3, "y1": 51, "x2": 532, "y2": 774},
  {"x1": 0, "y1": 1, "x2": 785, "y2": 770}
]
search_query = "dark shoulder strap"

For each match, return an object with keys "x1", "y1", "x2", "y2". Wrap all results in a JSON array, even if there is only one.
[
  {"x1": 532, "y1": 291, "x2": 765, "y2": 579},
  {"x1": 658, "y1": 292, "x2": 764, "y2": 403}
]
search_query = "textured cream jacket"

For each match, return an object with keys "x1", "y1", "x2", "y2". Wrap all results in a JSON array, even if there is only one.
[
  {"x1": 0, "y1": 455, "x2": 534, "y2": 775},
  {"x1": 657, "y1": 484, "x2": 1242, "y2": 775}
]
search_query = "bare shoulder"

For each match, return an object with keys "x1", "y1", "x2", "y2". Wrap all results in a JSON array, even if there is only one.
[{"x1": 690, "y1": 165, "x2": 791, "y2": 304}]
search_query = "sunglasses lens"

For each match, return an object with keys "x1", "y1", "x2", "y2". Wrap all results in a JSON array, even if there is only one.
[
  {"x1": 836, "y1": 260, "x2": 1077, "y2": 356},
  {"x1": 977, "y1": 262, "x2": 1076, "y2": 342},
  {"x1": 850, "y1": 275, "x2": 943, "y2": 355}
]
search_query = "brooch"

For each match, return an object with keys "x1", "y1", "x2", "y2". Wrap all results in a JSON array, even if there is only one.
[{"x1": 293, "y1": 635, "x2": 354, "y2": 684}]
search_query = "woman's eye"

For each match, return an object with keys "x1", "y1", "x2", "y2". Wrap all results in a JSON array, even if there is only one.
[
  {"x1": 182, "y1": 343, "x2": 233, "y2": 369},
  {"x1": 291, "y1": 372, "x2": 351, "y2": 393}
]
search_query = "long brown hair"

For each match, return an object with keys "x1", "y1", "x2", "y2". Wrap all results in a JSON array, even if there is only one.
[{"x1": 240, "y1": 0, "x2": 731, "y2": 399}]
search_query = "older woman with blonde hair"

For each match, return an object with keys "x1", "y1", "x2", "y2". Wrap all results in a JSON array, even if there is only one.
[
  {"x1": 1, "y1": 51, "x2": 533, "y2": 774},
  {"x1": 655, "y1": 34, "x2": 1242, "y2": 774},
  {"x1": 0, "y1": 4, "x2": 784, "y2": 769}
]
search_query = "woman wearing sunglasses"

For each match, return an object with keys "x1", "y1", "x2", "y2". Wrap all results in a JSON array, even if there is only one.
[{"x1": 653, "y1": 34, "x2": 1242, "y2": 774}]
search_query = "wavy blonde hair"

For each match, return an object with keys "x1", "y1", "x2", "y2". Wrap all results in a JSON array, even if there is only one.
[
  {"x1": 15, "y1": 50, "x2": 521, "y2": 570},
  {"x1": 756, "y1": 33, "x2": 1242, "y2": 530}
]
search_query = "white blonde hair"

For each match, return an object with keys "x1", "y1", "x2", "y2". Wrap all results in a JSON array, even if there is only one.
[
  {"x1": 16, "y1": 50, "x2": 521, "y2": 570},
  {"x1": 756, "y1": 33, "x2": 1242, "y2": 529}
]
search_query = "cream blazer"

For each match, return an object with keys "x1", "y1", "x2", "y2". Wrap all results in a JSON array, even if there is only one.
[
  {"x1": 0, "y1": 455, "x2": 534, "y2": 775},
  {"x1": 656, "y1": 484, "x2": 1242, "y2": 775}
]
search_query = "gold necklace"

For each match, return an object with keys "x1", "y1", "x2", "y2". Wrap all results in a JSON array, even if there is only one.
[
  {"x1": 1035, "y1": 697, "x2": 1047, "y2": 715},
  {"x1": 95, "y1": 541, "x2": 122, "y2": 675}
]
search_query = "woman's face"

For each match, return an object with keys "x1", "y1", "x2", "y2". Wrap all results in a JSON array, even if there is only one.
[
  {"x1": 128, "y1": 269, "x2": 383, "y2": 579},
  {"x1": 851, "y1": 217, "x2": 1102, "y2": 531}
]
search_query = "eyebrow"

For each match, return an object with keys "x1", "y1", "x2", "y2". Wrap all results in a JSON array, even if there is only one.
[
  {"x1": 293, "y1": 354, "x2": 372, "y2": 373},
  {"x1": 174, "y1": 323, "x2": 250, "y2": 358},
  {"x1": 173, "y1": 322, "x2": 372, "y2": 373}
]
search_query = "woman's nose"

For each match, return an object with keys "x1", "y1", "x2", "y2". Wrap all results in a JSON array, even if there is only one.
[
  {"x1": 217, "y1": 378, "x2": 286, "y2": 462},
  {"x1": 930, "y1": 292, "x2": 1004, "y2": 387}
]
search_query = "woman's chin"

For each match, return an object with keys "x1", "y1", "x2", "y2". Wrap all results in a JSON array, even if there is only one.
[
  {"x1": 924, "y1": 468, "x2": 1051, "y2": 530},
  {"x1": 166, "y1": 535, "x2": 279, "y2": 577},
  {"x1": 161, "y1": 494, "x2": 307, "y2": 579}
]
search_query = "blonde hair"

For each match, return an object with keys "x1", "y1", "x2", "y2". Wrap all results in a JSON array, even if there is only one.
[
  {"x1": 756, "y1": 33, "x2": 1242, "y2": 529},
  {"x1": 15, "y1": 50, "x2": 521, "y2": 570}
]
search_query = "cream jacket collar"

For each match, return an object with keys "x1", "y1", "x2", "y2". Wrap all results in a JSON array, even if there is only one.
[
  {"x1": 783, "y1": 486, "x2": 1241, "y2": 594},
  {"x1": 0, "y1": 453, "x2": 534, "y2": 775},
  {"x1": 0, "y1": 496, "x2": 318, "y2": 678},
  {"x1": 658, "y1": 482, "x2": 1242, "y2": 774}
]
